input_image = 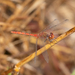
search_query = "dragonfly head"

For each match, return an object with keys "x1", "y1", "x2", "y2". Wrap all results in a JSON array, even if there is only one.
[{"x1": 49, "y1": 32, "x2": 54, "y2": 39}]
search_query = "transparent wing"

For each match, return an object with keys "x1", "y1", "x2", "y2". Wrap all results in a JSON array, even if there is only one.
[
  {"x1": 40, "y1": 36, "x2": 49, "y2": 63},
  {"x1": 34, "y1": 37, "x2": 49, "y2": 63},
  {"x1": 40, "y1": 19, "x2": 68, "y2": 33},
  {"x1": 40, "y1": 19, "x2": 59, "y2": 33},
  {"x1": 42, "y1": 50, "x2": 49, "y2": 63}
]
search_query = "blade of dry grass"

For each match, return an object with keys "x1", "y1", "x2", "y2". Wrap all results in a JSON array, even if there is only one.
[
  {"x1": 0, "y1": 0, "x2": 16, "y2": 9},
  {"x1": 21, "y1": 7, "x2": 40, "y2": 28},
  {"x1": 6, "y1": 0, "x2": 44, "y2": 23},
  {"x1": 6, "y1": 0, "x2": 31, "y2": 23},
  {"x1": 1, "y1": 27, "x2": 75, "y2": 75},
  {"x1": 59, "y1": 61, "x2": 71, "y2": 75}
]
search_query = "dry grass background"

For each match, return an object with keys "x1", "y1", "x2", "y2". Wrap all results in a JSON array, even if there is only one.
[{"x1": 0, "y1": 0, "x2": 75, "y2": 75}]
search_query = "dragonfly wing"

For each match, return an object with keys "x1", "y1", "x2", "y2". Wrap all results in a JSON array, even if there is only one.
[
  {"x1": 41, "y1": 37, "x2": 49, "y2": 63},
  {"x1": 42, "y1": 50, "x2": 49, "y2": 63},
  {"x1": 40, "y1": 19, "x2": 59, "y2": 33},
  {"x1": 40, "y1": 19, "x2": 68, "y2": 33}
]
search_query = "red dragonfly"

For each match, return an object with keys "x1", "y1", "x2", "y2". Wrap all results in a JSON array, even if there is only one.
[{"x1": 11, "y1": 19, "x2": 68, "y2": 63}]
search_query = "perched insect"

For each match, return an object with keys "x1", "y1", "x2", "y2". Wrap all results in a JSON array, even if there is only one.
[{"x1": 11, "y1": 19, "x2": 68, "y2": 63}]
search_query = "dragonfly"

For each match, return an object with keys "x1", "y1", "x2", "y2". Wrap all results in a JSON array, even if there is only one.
[{"x1": 11, "y1": 19, "x2": 68, "y2": 63}]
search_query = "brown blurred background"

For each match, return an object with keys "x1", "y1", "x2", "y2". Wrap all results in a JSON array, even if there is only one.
[{"x1": 0, "y1": 0, "x2": 75, "y2": 75}]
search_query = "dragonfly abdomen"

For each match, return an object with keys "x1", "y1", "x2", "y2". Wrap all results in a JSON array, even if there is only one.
[{"x1": 11, "y1": 31, "x2": 38, "y2": 37}]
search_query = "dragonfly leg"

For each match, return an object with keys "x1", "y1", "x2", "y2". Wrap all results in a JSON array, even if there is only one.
[
  {"x1": 44, "y1": 38, "x2": 47, "y2": 42},
  {"x1": 44, "y1": 36, "x2": 49, "y2": 42}
]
